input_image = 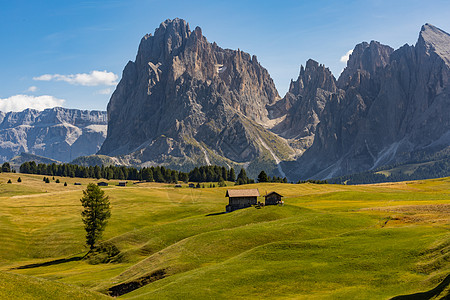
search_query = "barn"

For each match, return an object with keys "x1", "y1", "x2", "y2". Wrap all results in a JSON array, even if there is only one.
[
  {"x1": 264, "y1": 191, "x2": 283, "y2": 205},
  {"x1": 97, "y1": 182, "x2": 108, "y2": 187},
  {"x1": 225, "y1": 189, "x2": 260, "y2": 212}
]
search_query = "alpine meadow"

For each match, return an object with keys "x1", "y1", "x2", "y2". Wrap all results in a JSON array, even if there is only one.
[
  {"x1": 0, "y1": 172, "x2": 449, "y2": 299},
  {"x1": 1, "y1": 1, "x2": 450, "y2": 299}
]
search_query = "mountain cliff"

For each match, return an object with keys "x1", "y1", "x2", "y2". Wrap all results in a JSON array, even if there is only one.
[
  {"x1": 292, "y1": 23, "x2": 450, "y2": 179},
  {"x1": 0, "y1": 107, "x2": 107, "y2": 164},
  {"x1": 99, "y1": 18, "x2": 293, "y2": 177},
  {"x1": 99, "y1": 20, "x2": 450, "y2": 181},
  {"x1": 269, "y1": 59, "x2": 340, "y2": 152}
]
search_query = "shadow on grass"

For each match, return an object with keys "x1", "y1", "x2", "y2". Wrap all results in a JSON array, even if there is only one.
[
  {"x1": 206, "y1": 212, "x2": 226, "y2": 216},
  {"x1": 12, "y1": 256, "x2": 84, "y2": 270},
  {"x1": 390, "y1": 274, "x2": 450, "y2": 299}
]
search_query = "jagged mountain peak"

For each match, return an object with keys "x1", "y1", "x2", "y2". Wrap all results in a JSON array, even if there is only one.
[
  {"x1": 289, "y1": 59, "x2": 337, "y2": 96},
  {"x1": 136, "y1": 18, "x2": 193, "y2": 65},
  {"x1": 420, "y1": 23, "x2": 450, "y2": 40},
  {"x1": 417, "y1": 23, "x2": 450, "y2": 65},
  {"x1": 100, "y1": 18, "x2": 285, "y2": 177},
  {"x1": 337, "y1": 40, "x2": 393, "y2": 88}
]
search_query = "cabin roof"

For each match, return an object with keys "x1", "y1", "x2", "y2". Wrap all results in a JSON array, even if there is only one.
[
  {"x1": 226, "y1": 189, "x2": 260, "y2": 197},
  {"x1": 265, "y1": 191, "x2": 283, "y2": 197}
]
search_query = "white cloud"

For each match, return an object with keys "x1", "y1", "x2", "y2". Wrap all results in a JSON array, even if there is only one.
[
  {"x1": 0, "y1": 94, "x2": 65, "y2": 112},
  {"x1": 340, "y1": 50, "x2": 353, "y2": 63},
  {"x1": 27, "y1": 86, "x2": 38, "y2": 92},
  {"x1": 95, "y1": 88, "x2": 114, "y2": 95},
  {"x1": 33, "y1": 70, "x2": 118, "y2": 86}
]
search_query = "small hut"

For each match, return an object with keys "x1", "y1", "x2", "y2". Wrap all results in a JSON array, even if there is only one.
[
  {"x1": 264, "y1": 191, "x2": 283, "y2": 205},
  {"x1": 97, "y1": 182, "x2": 108, "y2": 187},
  {"x1": 118, "y1": 181, "x2": 127, "y2": 187},
  {"x1": 225, "y1": 189, "x2": 260, "y2": 212}
]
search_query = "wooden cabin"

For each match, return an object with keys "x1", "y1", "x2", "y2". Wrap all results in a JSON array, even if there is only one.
[
  {"x1": 226, "y1": 189, "x2": 260, "y2": 212},
  {"x1": 118, "y1": 181, "x2": 127, "y2": 187},
  {"x1": 97, "y1": 182, "x2": 108, "y2": 187},
  {"x1": 264, "y1": 191, "x2": 283, "y2": 205}
]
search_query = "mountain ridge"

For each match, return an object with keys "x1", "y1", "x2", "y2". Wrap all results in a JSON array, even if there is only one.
[
  {"x1": 0, "y1": 107, "x2": 107, "y2": 164},
  {"x1": 96, "y1": 19, "x2": 450, "y2": 181},
  {"x1": 98, "y1": 18, "x2": 292, "y2": 178},
  {"x1": 4, "y1": 21, "x2": 449, "y2": 182}
]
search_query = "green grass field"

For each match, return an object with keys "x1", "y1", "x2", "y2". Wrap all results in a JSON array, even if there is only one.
[{"x1": 0, "y1": 173, "x2": 449, "y2": 299}]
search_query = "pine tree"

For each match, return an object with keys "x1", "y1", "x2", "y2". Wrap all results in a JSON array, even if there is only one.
[
  {"x1": 7, "y1": 179, "x2": 12, "y2": 184},
  {"x1": 80, "y1": 183, "x2": 111, "y2": 250},
  {"x1": 221, "y1": 166, "x2": 228, "y2": 183},
  {"x1": 228, "y1": 168, "x2": 236, "y2": 182},
  {"x1": 218, "y1": 177, "x2": 226, "y2": 187},
  {"x1": 17, "y1": 177, "x2": 22, "y2": 182},
  {"x1": 64, "y1": 182, "x2": 67, "y2": 186},
  {"x1": 1, "y1": 162, "x2": 11, "y2": 173},
  {"x1": 141, "y1": 167, "x2": 154, "y2": 182},
  {"x1": 237, "y1": 168, "x2": 249, "y2": 184},
  {"x1": 258, "y1": 171, "x2": 268, "y2": 183}
]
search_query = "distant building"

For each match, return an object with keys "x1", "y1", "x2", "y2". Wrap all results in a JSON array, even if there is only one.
[
  {"x1": 188, "y1": 183, "x2": 195, "y2": 188},
  {"x1": 226, "y1": 189, "x2": 260, "y2": 212},
  {"x1": 175, "y1": 184, "x2": 182, "y2": 188},
  {"x1": 118, "y1": 181, "x2": 127, "y2": 187},
  {"x1": 97, "y1": 182, "x2": 108, "y2": 187},
  {"x1": 264, "y1": 191, "x2": 283, "y2": 205}
]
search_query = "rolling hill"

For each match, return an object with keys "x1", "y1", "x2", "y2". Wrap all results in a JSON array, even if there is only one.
[{"x1": 0, "y1": 172, "x2": 449, "y2": 298}]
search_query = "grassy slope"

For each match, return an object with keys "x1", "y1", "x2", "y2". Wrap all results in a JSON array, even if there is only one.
[
  {"x1": 0, "y1": 173, "x2": 449, "y2": 299},
  {"x1": 0, "y1": 271, "x2": 108, "y2": 300}
]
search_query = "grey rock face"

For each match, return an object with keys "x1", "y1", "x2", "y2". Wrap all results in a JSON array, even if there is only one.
[
  {"x1": 337, "y1": 41, "x2": 394, "y2": 89},
  {"x1": 98, "y1": 20, "x2": 450, "y2": 181},
  {"x1": 295, "y1": 23, "x2": 450, "y2": 179},
  {"x1": 270, "y1": 59, "x2": 340, "y2": 151},
  {"x1": 99, "y1": 18, "x2": 290, "y2": 177},
  {"x1": 0, "y1": 107, "x2": 107, "y2": 163}
]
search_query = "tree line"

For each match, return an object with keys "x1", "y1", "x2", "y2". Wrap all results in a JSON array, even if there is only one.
[
  {"x1": 16, "y1": 161, "x2": 298, "y2": 185},
  {"x1": 18, "y1": 161, "x2": 264, "y2": 184},
  {"x1": 19, "y1": 161, "x2": 189, "y2": 183}
]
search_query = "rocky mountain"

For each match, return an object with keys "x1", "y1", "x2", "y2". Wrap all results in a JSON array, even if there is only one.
[
  {"x1": 98, "y1": 18, "x2": 294, "y2": 177},
  {"x1": 291, "y1": 23, "x2": 450, "y2": 179},
  {"x1": 99, "y1": 19, "x2": 450, "y2": 181},
  {"x1": 269, "y1": 59, "x2": 340, "y2": 152},
  {"x1": 0, "y1": 107, "x2": 107, "y2": 164}
]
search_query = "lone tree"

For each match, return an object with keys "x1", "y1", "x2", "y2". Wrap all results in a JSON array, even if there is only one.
[{"x1": 80, "y1": 183, "x2": 111, "y2": 251}]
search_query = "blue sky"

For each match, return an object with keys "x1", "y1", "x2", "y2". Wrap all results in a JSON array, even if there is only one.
[{"x1": 1, "y1": 0, "x2": 450, "y2": 112}]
